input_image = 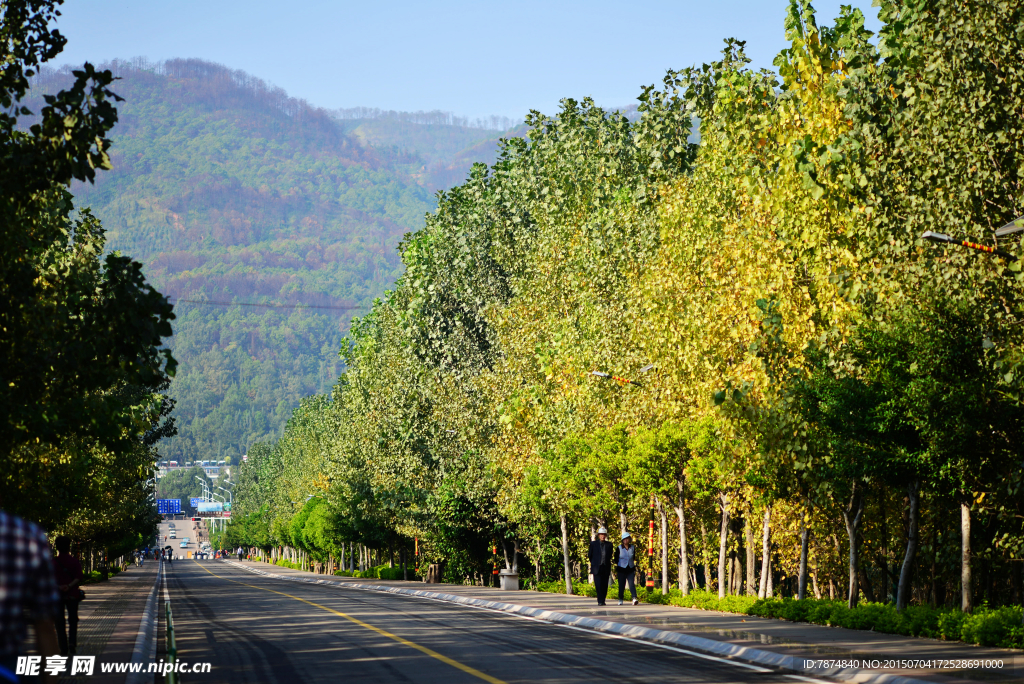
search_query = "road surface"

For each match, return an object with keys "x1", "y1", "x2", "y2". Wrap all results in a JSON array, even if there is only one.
[
  {"x1": 157, "y1": 517, "x2": 205, "y2": 559},
  {"x1": 164, "y1": 559, "x2": 814, "y2": 684}
]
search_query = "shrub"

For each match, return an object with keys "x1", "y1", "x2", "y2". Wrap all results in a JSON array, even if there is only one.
[
  {"x1": 532, "y1": 581, "x2": 1022, "y2": 648},
  {"x1": 375, "y1": 565, "x2": 420, "y2": 581},
  {"x1": 960, "y1": 606, "x2": 1024, "y2": 648}
]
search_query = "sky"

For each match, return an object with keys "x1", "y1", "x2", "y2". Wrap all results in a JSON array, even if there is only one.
[{"x1": 52, "y1": 0, "x2": 882, "y2": 123}]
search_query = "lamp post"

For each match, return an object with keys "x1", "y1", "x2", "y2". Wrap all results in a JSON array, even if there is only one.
[
  {"x1": 921, "y1": 231, "x2": 1015, "y2": 259},
  {"x1": 589, "y1": 364, "x2": 655, "y2": 387},
  {"x1": 921, "y1": 215, "x2": 1024, "y2": 260},
  {"x1": 193, "y1": 475, "x2": 210, "y2": 501}
]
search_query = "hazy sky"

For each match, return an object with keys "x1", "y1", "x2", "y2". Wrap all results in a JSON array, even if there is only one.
[{"x1": 53, "y1": 1, "x2": 881, "y2": 122}]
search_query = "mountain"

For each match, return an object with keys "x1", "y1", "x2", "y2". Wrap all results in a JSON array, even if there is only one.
[
  {"x1": 332, "y1": 109, "x2": 525, "y2": 190},
  {"x1": 26, "y1": 58, "x2": 517, "y2": 464}
]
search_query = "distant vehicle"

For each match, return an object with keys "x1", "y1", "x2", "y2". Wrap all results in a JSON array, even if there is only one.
[
  {"x1": 169, "y1": 532, "x2": 176, "y2": 539},
  {"x1": 169, "y1": 460, "x2": 178, "y2": 467},
  {"x1": 191, "y1": 517, "x2": 201, "y2": 522},
  {"x1": 168, "y1": 522, "x2": 175, "y2": 528},
  {"x1": 179, "y1": 541, "x2": 187, "y2": 548}
]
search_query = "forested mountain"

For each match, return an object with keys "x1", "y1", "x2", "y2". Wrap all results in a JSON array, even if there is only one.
[
  {"x1": 26, "y1": 58, "x2": 518, "y2": 465},
  {"x1": 333, "y1": 109, "x2": 526, "y2": 190}
]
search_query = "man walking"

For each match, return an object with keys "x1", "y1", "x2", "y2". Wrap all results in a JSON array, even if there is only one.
[
  {"x1": 587, "y1": 527, "x2": 614, "y2": 606},
  {"x1": 52, "y1": 537, "x2": 83, "y2": 656}
]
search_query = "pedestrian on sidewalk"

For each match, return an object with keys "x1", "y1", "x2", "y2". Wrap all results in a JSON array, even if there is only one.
[
  {"x1": 613, "y1": 532, "x2": 639, "y2": 606},
  {"x1": 52, "y1": 537, "x2": 83, "y2": 656},
  {"x1": 587, "y1": 527, "x2": 614, "y2": 606},
  {"x1": 0, "y1": 509, "x2": 60, "y2": 681}
]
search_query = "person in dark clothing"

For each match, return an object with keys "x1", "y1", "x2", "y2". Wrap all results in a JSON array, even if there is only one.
[
  {"x1": 0, "y1": 509, "x2": 59, "y2": 682},
  {"x1": 587, "y1": 527, "x2": 614, "y2": 606},
  {"x1": 613, "y1": 532, "x2": 639, "y2": 605},
  {"x1": 52, "y1": 536, "x2": 83, "y2": 656}
]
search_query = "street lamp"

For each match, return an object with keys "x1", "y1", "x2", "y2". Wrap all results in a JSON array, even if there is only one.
[
  {"x1": 194, "y1": 475, "x2": 210, "y2": 501},
  {"x1": 921, "y1": 231, "x2": 1016, "y2": 259},
  {"x1": 216, "y1": 486, "x2": 233, "y2": 504},
  {"x1": 994, "y1": 215, "x2": 1024, "y2": 238},
  {"x1": 922, "y1": 215, "x2": 1024, "y2": 259},
  {"x1": 589, "y1": 364, "x2": 655, "y2": 387}
]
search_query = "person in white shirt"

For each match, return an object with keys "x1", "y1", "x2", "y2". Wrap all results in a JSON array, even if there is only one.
[{"x1": 613, "y1": 532, "x2": 639, "y2": 605}]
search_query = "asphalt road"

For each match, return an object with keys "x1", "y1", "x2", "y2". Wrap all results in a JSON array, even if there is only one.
[
  {"x1": 157, "y1": 517, "x2": 206, "y2": 558},
  {"x1": 164, "y1": 560, "x2": 813, "y2": 684}
]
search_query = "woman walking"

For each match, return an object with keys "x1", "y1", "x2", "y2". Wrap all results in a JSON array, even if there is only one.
[{"x1": 613, "y1": 532, "x2": 639, "y2": 606}]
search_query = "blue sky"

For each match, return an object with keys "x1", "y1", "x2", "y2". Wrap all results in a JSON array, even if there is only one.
[{"x1": 53, "y1": 0, "x2": 881, "y2": 122}]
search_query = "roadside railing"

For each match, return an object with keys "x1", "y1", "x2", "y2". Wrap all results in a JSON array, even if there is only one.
[{"x1": 165, "y1": 602, "x2": 179, "y2": 684}]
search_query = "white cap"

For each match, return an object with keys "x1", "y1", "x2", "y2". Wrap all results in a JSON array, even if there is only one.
[{"x1": 597, "y1": 527, "x2": 608, "y2": 535}]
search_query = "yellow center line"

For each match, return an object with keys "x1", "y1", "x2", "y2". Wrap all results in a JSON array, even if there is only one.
[{"x1": 190, "y1": 561, "x2": 506, "y2": 684}]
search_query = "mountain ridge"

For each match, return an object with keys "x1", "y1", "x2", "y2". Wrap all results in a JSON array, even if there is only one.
[{"x1": 27, "y1": 58, "x2": 519, "y2": 463}]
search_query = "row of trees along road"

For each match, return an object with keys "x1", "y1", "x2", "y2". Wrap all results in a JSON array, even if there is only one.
[
  {"x1": 228, "y1": 0, "x2": 1024, "y2": 614},
  {"x1": 0, "y1": 0, "x2": 177, "y2": 565}
]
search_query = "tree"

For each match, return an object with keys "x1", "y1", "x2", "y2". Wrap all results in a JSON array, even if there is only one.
[{"x1": 0, "y1": 2, "x2": 176, "y2": 558}]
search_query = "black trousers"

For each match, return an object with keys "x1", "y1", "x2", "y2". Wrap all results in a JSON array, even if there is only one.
[
  {"x1": 594, "y1": 571, "x2": 610, "y2": 605},
  {"x1": 56, "y1": 597, "x2": 79, "y2": 655},
  {"x1": 617, "y1": 567, "x2": 637, "y2": 601}
]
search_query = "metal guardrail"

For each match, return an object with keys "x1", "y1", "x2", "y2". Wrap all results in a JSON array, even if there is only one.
[{"x1": 165, "y1": 602, "x2": 179, "y2": 684}]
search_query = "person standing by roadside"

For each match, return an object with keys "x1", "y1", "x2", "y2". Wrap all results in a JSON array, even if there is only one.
[
  {"x1": 0, "y1": 509, "x2": 60, "y2": 682},
  {"x1": 52, "y1": 537, "x2": 83, "y2": 657},
  {"x1": 613, "y1": 532, "x2": 639, "y2": 606},
  {"x1": 587, "y1": 527, "x2": 614, "y2": 606}
]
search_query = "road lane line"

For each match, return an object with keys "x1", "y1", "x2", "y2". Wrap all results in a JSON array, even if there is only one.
[{"x1": 190, "y1": 561, "x2": 507, "y2": 684}]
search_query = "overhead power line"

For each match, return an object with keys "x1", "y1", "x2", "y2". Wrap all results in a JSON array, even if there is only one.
[{"x1": 168, "y1": 297, "x2": 366, "y2": 311}]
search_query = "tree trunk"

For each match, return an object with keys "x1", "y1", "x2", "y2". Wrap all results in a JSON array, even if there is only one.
[
  {"x1": 718, "y1": 493, "x2": 730, "y2": 598},
  {"x1": 745, "y1": 517, "x2": 756, "y2": 596},
  {"x1": 674, "y1": 485, "x2": 690, "y2": 596},
  {"x1": 798, "y1": 501, "x2": 810, "y2": 600},
  {"x1": 758, "y1": 506, "x2": 771, "y2": 599},
  {"x1": 700, "y1": 520, "x2": 711, "y2": 590},
  {"x1": 536, "y1": 538, "x2": 542, "y2": 586},
  {"x1": 841, "y1": 483, "x2": 865, "y2": 609},
  {"x1": 859, "y1": 566, "x2": 876, "y2": 603},
  {"x1": 656, "y1": 499, "x2": 669, "y2": 593},
  {"x1": 896, "y1": 480, "x2": 920, "y2": 611},
  {"x1": 561, "y1": 513, "x2": 573, "y2": 596},
  {"x1": 961, "y1": 500, "x2": 972, "y2": 613}
]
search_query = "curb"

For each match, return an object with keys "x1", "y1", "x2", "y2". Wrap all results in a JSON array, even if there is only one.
[
  {"x1": 125, "y1": 562, "x2": 161, "y2": 684},
  {"x1": 220, "y1": 560, "x2": 937, "y2": 684}
]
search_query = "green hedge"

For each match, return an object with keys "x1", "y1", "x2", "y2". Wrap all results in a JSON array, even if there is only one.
[
  {"x1": 748, "y1": 597, "x2": 1023, "y2": 649},
  {"x1": 82, "y1": 570, "x2": 106, "y2": 585},
  {"x1": 333, "y1": 564, "x2": 421, "y2": 581},
  {"x1": 534, "y1": 582, "x2": 1023, "y2": 649}
]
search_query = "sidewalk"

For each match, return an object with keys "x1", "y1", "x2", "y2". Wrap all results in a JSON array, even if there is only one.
[
  {"x1": 58, "y1": 561, "x2": 160, "y2": 684},
  {"x1": 227, "y1": 559, "x2": 1023, "y2": 684}
]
